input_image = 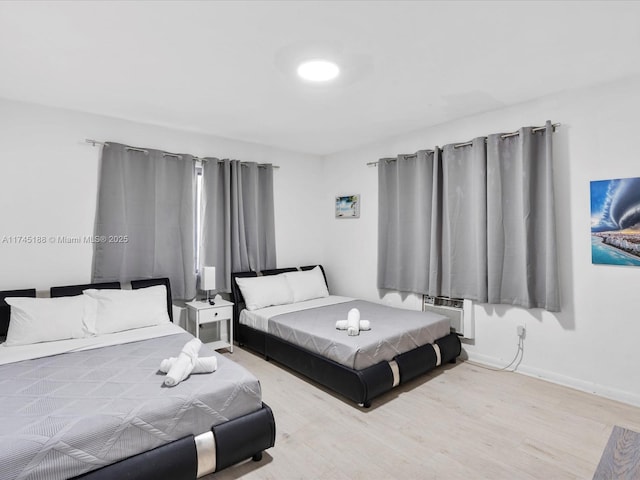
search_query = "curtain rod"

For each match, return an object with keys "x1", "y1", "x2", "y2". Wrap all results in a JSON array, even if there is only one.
[
  {"x1": 85, "y1": 139, "x2": 280, "y2": 169},
  {"x1": 365, "y1": 122, "x2": 561, "y2": 166}
]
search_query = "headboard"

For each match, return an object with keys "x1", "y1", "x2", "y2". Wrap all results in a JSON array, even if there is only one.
[
  {"x1": 261, "y1": 267, "x2": 298, "y2": 276},
  {"x1": 50, "y1": 278, "x2": 173, "y2": 322},
  {"x1": 230, "y1": 271, "x2": 259, "y2": 336},
  {"x1": 230, "y1": 265, "x2": 328, "y2": 341},
  {"x1": 131, "y1": 278, "x2": 173, "y2": 322},
  {"x1": 1, "y1": 278, "x2": 175, "y2": 338},
  {"x1": 50, "y1": 282, "x2": 121, "y2": 298},
  {"x1": 0, "y1": 289, "x2": 36, "y2": 337},
  {"x1": 300, "y1": 265, "x2": 328, "y2": 291}
]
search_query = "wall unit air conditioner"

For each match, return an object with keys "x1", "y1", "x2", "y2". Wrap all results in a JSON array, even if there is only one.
[{"x1": 423, "y1": 295, "x2": 474, "y2": 339}]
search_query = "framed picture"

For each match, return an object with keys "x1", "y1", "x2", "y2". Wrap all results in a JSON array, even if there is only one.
[
  {"x1": 335, "y1": 194, "x2": 360, "y2": 218},
  {"x1": 591, "y1": 176, "x2": 640, "y2": 266}
]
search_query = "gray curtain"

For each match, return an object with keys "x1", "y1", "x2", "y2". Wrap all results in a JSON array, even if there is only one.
[
  {"x1": 487, "y1": 121, "x2": 559, "y2": 311},
  {"x1": 378, "y1": 150, "x2": 436, "y2": 294},
  {"x1": 429, "y1": 138, "x2": 488, "y2": 302},
  {"x1": 92, "y1": 142, "x2": 196, "y2": 300},
  {"x1": 230, "y1": 161, "x2": 277, "y2": 273},
  {"x1": 200, "y1": 159, "x2": 276, "y2": 291},
  {"x1": 377, "y1": 121, "x2": 559, "y2": 312},
  {"x1": 199, "y1": 158, "x2": 231, "y2": 292}
]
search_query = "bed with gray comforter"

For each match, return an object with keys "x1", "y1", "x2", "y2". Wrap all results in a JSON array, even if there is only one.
[
  {"x1": 232, "y1": 265, "x2": 462, "y2": 408},
  {"x1": 267, "y1": 300, "x2": 451, "y2": 370},
  {"x1": 0, "y1": 332, "x2": 262, "y2": 480}
]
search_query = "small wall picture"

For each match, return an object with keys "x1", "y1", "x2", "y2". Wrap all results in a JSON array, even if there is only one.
[
  {"x1": 591, "y1": 176, "x2": 640, "y2": 266},
  {"x1": 335, "y1": 194, "x2": 360, "y2": 218}
]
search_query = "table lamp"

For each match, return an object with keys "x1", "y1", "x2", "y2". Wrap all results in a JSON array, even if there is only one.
[{"x1": 201, "y1": 266, "x2": 216, "y2": 305}]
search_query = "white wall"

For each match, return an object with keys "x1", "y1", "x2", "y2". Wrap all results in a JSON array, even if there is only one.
[
  {"x1": 0, "y1": 98, "x2": 325, "y2": 292},
  {"x1": 3, "y1": 77, "x2": 639, "y2": 406},
  {"x1": 321, "y1": 76, "x2": 640, "y2": 406}
]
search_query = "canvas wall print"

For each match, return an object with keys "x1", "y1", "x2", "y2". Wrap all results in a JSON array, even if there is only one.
[
  {"x1": 335, "y1": 194, "x2": 360, "y2": 218},
  {"x1": 591, "y1": 176, "x2": 640, "y2": 266}
]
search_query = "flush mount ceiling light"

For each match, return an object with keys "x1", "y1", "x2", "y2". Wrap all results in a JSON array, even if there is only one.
[
  {"x1": 275, "y1": 42, "x2": 371, "y2": 87},
  {"x1": 296, "y1": 59, "x2": 340, "y2": 82}
]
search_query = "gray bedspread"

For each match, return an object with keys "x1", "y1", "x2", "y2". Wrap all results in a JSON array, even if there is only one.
[
  {"x1": 268, "y1": 300, "x2": 450, "y2": 370},
  {"x1": 0, "y1": 332, "x2": 262, "y2": 480}
]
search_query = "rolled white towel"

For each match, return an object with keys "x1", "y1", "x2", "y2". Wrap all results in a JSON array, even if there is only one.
[
  {"x1": 160, "y1": 356, "x2": 218, "y2": 374},
  {"x1": 164, "y1": 338, "x2": 202, "y2": 387},
  {"x1": 347, "y1": 308, "x2": 360, "y2": 335},
  {"x1": 336, "y1": 319, "x2": 370, "y2": 330}
]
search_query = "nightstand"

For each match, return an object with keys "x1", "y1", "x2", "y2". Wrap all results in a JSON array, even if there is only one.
[{"x1": 185, "y1": 299, "x2": 234, "y2": 352}]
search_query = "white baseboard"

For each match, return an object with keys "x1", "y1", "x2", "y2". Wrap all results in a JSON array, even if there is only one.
[{"x1": 465, "y1": 350, "x2": 640, "y2": 408}]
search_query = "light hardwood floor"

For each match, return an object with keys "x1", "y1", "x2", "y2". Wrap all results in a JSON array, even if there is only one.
[{"x1": 206, "y1": 348, "x2": 640, "y2": 480}]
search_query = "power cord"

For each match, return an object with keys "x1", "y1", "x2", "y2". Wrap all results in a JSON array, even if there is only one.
[{"x1": 466, "y1": 332, "x2": 525, "y2": 372}]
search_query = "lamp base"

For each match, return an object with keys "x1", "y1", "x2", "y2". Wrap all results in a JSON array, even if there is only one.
[{"x1": 204, "y1": 291, "x2": 215, "y2": 305}]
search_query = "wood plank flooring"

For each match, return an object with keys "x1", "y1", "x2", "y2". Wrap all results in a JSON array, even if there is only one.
[{"x1": 204, "y1": 348, "x2": 640, "y2": 480}]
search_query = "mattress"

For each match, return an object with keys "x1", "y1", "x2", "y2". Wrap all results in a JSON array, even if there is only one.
[
  {"x1": 243, "y1": 298, "x2": 450, "y2": 370},
  {"x1": 0, "y1": 323, "x2": 181, "y2": 366},
  {"x1": 0, "y1": 331, "x2": 262, "y2": 480},
  {"x1": 240, "y1": 295, "x2": 354, "y2": 331}
]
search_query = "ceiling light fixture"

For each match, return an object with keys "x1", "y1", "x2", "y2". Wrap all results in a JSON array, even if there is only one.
[{"x1": 296, "y1": 59, "x2": 340, "y2": 82}]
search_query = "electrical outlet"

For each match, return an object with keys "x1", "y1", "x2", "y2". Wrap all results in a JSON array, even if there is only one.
[{"x1": 517, "y1": 325, "x2": 526, "y2": 339}]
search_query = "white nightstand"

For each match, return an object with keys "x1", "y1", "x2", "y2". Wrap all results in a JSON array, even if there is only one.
[{"x1": 185, "y1": 299, "x2": 234, "y2": 353}]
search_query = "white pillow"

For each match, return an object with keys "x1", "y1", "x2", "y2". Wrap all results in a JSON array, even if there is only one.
[
  {"x1": 4, "y1": 295, "x2": 90, "y2": 346},
  {"x1": 83, "y1": 285, "x2": 170, "y2": 335},
  {"x1": 283, "y1": 266, "x2": 329, "y2": 303},
  {"x1": 235, "y1": 275, "x2": 294, "y2": 311}
]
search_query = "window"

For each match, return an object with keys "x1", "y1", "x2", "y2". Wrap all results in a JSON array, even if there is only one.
[{"x1": 195, "y1": 163, "x2": 203, "y2": 273}]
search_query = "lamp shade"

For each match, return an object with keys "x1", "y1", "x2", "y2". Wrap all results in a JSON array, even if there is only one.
[{"x1": 201, "y1": 266, "x2": 216, "y2": 291}]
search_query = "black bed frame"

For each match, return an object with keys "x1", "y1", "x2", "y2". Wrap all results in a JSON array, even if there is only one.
[
  {"x1": 231, "y1": 265, "x2": 462, "y2": 408},
  {"x1": 0, "y1": 279, "x2": 275, "y2": 480}
]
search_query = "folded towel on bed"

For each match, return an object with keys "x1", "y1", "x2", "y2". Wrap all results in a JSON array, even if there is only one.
[
  {"x1": 347, "y1": 308, "x2": 360, "y2": 336},
  {"x1": 348, "y1": 307, "x2": 360, "y2": 327},
  {"x1": 163, "y1": 338, "x2": 202, "y2": 387},
  {"x1": 160, "y1": 355, "x2": 218, "y2": 374},
  {"x1": 336, "y1": 308, "x2": 371, "y2": 336},
  {"x1": 335, "y1": 319, "x2": 371, "y2": 330}
]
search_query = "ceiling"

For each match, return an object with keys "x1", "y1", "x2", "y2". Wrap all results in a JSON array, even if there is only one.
[{"x1": 1, "y1": 1, "x2": 639, "y2": 156}]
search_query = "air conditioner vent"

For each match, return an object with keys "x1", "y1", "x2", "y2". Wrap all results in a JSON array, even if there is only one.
[
  {"x1": 424, "y1": 295, "x2": 463, "y2": 309},
  {"x1": 423, "y1": 295, "x2": 474, "y2": 339}
]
